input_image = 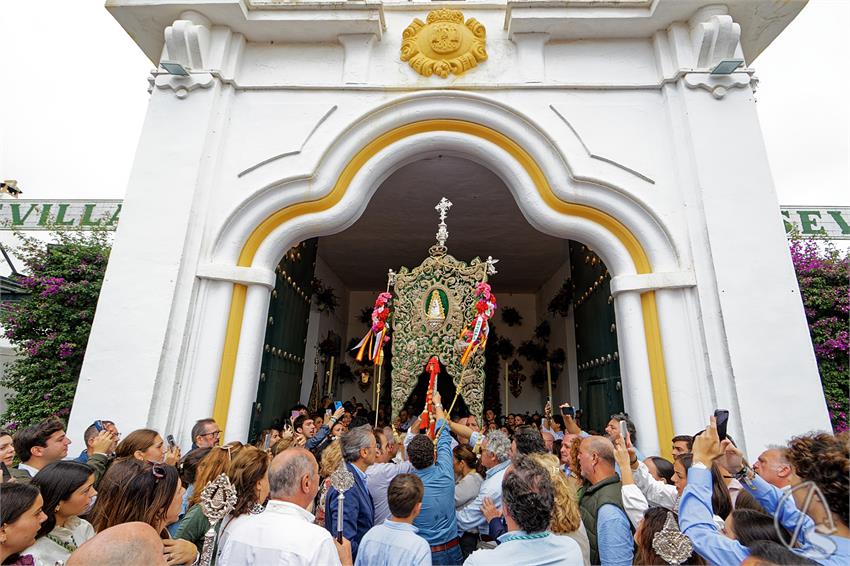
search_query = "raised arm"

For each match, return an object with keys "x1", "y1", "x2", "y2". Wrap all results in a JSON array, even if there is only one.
[
  {"x1": 679, "y1": 416, "x2": 749, "y2": 565},
  {"x1": 307, "y1": 406, "x2": 345, "y2": 451},
  {"x1": 614, "y1": 438, "x2": 648, "y2": 529},
  {"x1": 560, "y1": 403, "x2": 583, "y2": 436}
]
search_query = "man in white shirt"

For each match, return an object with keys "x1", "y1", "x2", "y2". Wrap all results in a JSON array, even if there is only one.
[{"x1": 218, "y1": 447, "x2": 352, "y2": 566}]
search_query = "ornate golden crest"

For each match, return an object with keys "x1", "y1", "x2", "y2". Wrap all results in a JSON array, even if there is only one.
[{"x1": 400, "y1": 9, "x2": 487, "y2": 78}]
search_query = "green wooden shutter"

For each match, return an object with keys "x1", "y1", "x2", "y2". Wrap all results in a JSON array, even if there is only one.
[
  {"x1": 570, "y1": 242, "x2": 624, "y2": 434},
  {"x1": 250, "y1": 239, "x2": 318, "y2": 441}
]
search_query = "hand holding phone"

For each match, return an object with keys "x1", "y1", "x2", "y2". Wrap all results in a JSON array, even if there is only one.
[
  {"x1": 618, "y1": 420, "x2": 629, "y2": 443},
  {"x1": 559, "y1": 403, "x2": 575, "y2": 418},
  {"x1": 263, "y1": 431, "x2": 272, "y2": 451},
  {"x1": 334, "y1": 400, "x2": 343, "y2": 412},
  {"x1": 714, "y1": 409, "x2": 729, "y2": 442},
  {"x1": 167, "y1": 434, "x2": 177, "y2": 449}
]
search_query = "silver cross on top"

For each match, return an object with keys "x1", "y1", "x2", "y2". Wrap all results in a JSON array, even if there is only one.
[{"x1": 434, "y1": 197, "x2": 453, "y2": 248}]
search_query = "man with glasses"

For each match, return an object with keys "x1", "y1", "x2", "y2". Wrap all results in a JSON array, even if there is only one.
[{"x1": 191, "y1": 418, "x2": 221, "y2": 449}]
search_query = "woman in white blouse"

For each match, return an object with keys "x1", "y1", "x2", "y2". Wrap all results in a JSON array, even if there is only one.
[
  {"x1": 25, "y1": 461, "x2": 97, "y2": 566},
  {"x1": 453, "y1": 445, "x2": 483, "y2": 509}
]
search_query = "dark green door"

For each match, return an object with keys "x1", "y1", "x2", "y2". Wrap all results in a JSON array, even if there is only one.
[
  {"x1": 570, "y1": 242, "x2": 624, "y2": 434},
  {"x1": 250, "y1": 239, "x2": 318, "y2": 441}
]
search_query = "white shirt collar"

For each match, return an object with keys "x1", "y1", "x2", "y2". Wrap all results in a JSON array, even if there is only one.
[
  {"x1": 265, "y1": 499, "x2": 316, "y2": 523},
  {"x1": 18, "y1": 462, "x2": 40, "y2": 477}
]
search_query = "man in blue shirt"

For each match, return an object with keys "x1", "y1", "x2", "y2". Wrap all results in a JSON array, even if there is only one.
[
  {"x1": 466, "y1": 455, "x2": 582, "y2": 566},
  {"x1": 577, "y1": 435, "x2": 634, "y2": 566},
  {"x1": 356, "y1": 473, "x2": 431, "y2": 566},
  {"x1": 409, "y1": 391, "x2": 460, "y2": 565}
]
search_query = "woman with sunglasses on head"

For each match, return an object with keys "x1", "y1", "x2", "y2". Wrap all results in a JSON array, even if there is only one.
[
  {"x1": 1, "y1": 483, "x2": 47, "y2": 566},
  {"x1": 24, "y1": 461, "x2": 97, "y2": 566},
  {"x1": 88, "y1": 458, "x2": 198, "y2": 565},
  {"x1": 115, "y1": 429, "x2": 181, "y2": 466}
]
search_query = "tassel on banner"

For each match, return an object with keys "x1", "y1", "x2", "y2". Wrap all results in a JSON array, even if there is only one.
[
  {"x1": 352, "y1": 292, "x2": 392, "y2": 364},
  {"x1": 458, "y1": 282, "x2": 497, "y2": 367}
]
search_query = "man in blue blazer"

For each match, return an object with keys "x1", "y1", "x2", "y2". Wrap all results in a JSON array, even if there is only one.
[{"x1": 325, "y1": 425, "x2": 377, "y2": 560}]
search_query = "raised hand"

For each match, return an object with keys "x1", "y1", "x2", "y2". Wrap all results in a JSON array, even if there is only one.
[
  {"x1": 91, "y1": 430, "x2": 115, "y2": 454},
  {"x1": 692, "y1": 416, "x2": 724, "y2": 467}
]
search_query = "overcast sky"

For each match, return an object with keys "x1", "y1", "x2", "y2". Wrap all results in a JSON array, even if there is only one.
[{"x1": 0, "y1": 0, "x2": 848, "y2": 205}]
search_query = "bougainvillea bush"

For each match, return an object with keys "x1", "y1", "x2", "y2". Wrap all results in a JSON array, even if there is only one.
[
  {"x1": 0, "y1": 230, "x2": 110, "y2": 430},
  {"x1": 790, "y1": 239, "x2": 849, "y2": 433}
]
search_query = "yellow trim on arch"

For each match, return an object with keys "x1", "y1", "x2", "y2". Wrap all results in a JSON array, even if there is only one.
[{"x1": 213, "y1": 119, "x2": 674, "y2": 459}]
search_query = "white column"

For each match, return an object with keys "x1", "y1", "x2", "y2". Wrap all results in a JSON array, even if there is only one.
[
  {"x1": 654, "y1": 287, "x2": 713, "y2": 437},
  {"x1": 613, "y1": 291, "x2": 660, "y2": 457},
  {"x1": 67, "y1": 82, "x2": 227, "y2": 445},
  {"x1": 224, "y1": 284, "x2": 272, "y2": 443},
  {"x1": 174, "y1": 279, "x2": 234, "y2": 448}
]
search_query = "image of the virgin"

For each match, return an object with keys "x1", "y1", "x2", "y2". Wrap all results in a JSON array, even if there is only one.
[{"x1": 423, "y1": 287, "x2": 449, "y2": 329}]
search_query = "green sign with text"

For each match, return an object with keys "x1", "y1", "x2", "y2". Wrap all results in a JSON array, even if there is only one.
[
  {"x1": 0, "y1": 200, "x2": 121, "y2": 230},
  {"x1": 781, "y1": 207, "x2": 850, "y2": 240}
]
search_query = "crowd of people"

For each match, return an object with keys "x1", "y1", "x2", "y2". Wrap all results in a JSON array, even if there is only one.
[{"x1": 0, "y1": 394, "x2": 848, "y2": 566}]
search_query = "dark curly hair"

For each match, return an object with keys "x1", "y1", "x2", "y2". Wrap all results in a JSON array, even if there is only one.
[
  {"x1": 502, "y1": 455, "x2": 553, "y2": 533},
  {"x1": 786, "y1": 431, "x2": 849, "y2": 526},
  {"x1": 407, "y1": 434, "x2": 435, "y2": 470}
]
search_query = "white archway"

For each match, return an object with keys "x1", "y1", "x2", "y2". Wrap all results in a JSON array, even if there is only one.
[{"x1": 181, "y1": 92, "x2": 687, "y2": 457}]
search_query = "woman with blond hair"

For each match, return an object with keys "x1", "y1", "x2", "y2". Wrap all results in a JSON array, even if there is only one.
[
  {"x1": 529, "y1": 452, "x2": 591, "y2": 566},
  {"x1": 174, "y1": 441, "x2": 243, "y2": 552},
  {"x1": 314, "y1": 439, "x2": 343, "y2": 526}
]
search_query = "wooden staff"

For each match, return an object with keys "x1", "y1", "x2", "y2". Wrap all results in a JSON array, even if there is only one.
[
  {"x1": 327, "y1": 356, "x2": 335, "y2": 398},
  {"x1": 504, "y1": 360, "x2": 509, "y2": 414},
  {"x1": 546, "y1": 360, "x2": 553, "y2": 407},
  {"x1": 374, "y1": 350, "x2": 384, "y2": 427}
]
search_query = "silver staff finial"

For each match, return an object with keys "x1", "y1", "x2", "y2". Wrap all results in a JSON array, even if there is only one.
[
  {"x1": 198, "y1": 473, "x2": 238, "y2": 566},
  {"x1": 434, "y1": 197, "x2": 453, "y2": 248}
]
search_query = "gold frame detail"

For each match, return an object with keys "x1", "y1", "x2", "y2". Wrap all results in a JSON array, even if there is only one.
[{"x1": 401, "y1": 9, "x2": 487, "y2": 78}]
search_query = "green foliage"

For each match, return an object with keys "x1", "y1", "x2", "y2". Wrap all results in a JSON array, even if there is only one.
[
  {"x1": 789, "y1": 239, "x2": 849, "y2": 433},
  {"x1": 1, "y1": 230, "x2": 111, "y2": 430}
]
